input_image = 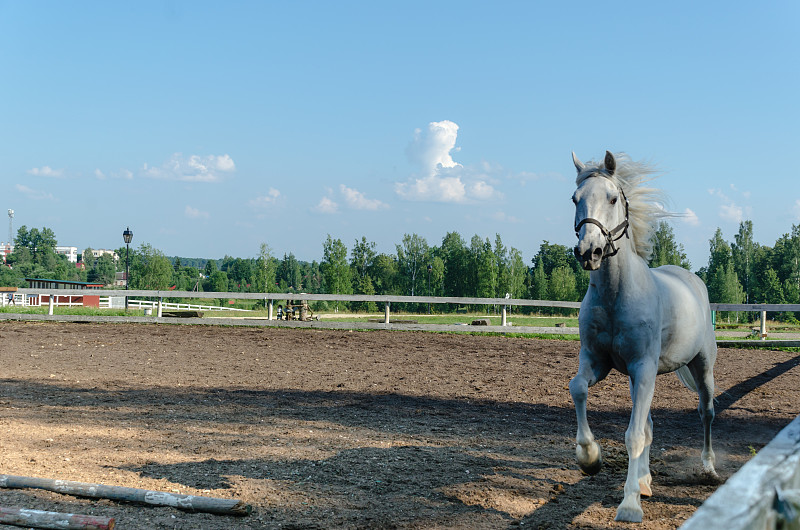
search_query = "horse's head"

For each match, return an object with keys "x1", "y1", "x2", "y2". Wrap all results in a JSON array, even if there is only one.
[{"x1": 571, "y1": 151, "x2": 630, "y2": 271}]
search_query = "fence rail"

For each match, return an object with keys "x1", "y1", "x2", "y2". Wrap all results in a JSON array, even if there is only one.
[{"x1": 9, "y1": 288, "x2": 800, "y2": 312}]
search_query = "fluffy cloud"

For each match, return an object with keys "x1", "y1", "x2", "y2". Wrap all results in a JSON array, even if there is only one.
[
  {"x1": 16, "y1": 184, "x2": 55, "y2": 201},
  {"x1": 184, "y1": 205, "x2": 210, "y2": 219},
  {"x1": 27, "y1": 166, "x2": 63, "y2": 178},
  {"x1": 144, "y1": 153, "x2": 235, "y2": 182},
  {"x1": 405, "y1": 120, "x2": 462, "y2": 176},
  {"x1": 314, "y1": 196, "x2": 339, "y2": 214},
  {"x1": 340, "y1": 185, "x2": 388, "y2": 210},
  {"x1": 708, "y1": 187, "x2": 751, "y2": 224},
  {"x1": 95, "y1": 168, "x2": 133, "y2": 180},
  {"x1": 396, "y1": 121, "x2": 501, "y2": 203},
  {"x1": 682, "y1": 208, "x2": 700, "y2": 226},
  {"x1": 249, "y1": 188, "x2": 281, "y2": 208}
]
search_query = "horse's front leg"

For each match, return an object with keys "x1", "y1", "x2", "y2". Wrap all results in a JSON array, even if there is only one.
[
  {"x1": 616, "y1": 362, "x2": 658, "y2": 523},
  {"x1": 569, "y1": 348, "x2": 611, "y2": 475}
]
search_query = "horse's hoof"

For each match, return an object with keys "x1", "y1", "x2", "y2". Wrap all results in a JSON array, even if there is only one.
[
  {"x1": 577, "y1": 442, "x2": 603, "y2": 475},
  {"x1": 615, "y1": 505, "x2": 643, "y2": 523},
  {"x1": 639, "y1": 477, "x2": 652, "y2": 497}
]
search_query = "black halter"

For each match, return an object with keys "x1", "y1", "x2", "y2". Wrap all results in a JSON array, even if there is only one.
[{"x1": 574, "y1": 182, "x2": 630, "y2": 259}]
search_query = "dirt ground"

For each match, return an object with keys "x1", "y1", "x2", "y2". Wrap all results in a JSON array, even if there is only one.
[{"x1": 0, "y1": 321, "x2": 797, "y2": 529}]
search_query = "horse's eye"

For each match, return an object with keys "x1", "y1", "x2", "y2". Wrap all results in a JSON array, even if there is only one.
[{"x1": 610, "y1": 197, "x2": 618, "y2": 205}]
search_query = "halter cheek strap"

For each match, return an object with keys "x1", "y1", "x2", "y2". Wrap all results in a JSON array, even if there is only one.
[{"x1": 574, "y1": 188, "x2": 630, "y2": 259}]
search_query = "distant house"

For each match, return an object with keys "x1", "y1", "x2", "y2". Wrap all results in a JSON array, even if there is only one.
[
  {"x1": 55, "y1": 246, "x2": 79, "y2": 263},
  {"x1": 91, "y1": 249, "x2": 119, "y2": 261},
  {"x1": 24, "y1": 278, "x2": 105, "y2": 308}
]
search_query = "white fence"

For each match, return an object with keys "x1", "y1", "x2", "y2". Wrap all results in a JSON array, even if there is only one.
[{"x1": 682, "y1": 415, "x2": 800, "y2": 529}]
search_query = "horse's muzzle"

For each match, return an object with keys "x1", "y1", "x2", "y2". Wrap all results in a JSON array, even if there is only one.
[{"x1": 574, "y1": 245, "x2": 603, "y2": 271}]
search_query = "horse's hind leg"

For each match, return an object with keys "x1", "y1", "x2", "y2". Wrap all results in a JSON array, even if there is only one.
[
  {"x1": 688, "y1": 346, "x2": 718, "y2": 477},
  {"x1": 569, "y1": 348, "x2": 611, "y2": 475}
]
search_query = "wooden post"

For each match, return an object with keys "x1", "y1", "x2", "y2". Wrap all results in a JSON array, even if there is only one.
[
  {"x1": 0, "y1": 475, "x2": 251, "y2": 516},
  {"x1": 48, "y1": 295, "x2": 55, "y2": 316},
  {"x1": 268, "y1": 299, "x2": 273, "y2": 320},
  {"x1": 761, "y1": 310, "x2": 767, "y2": 340},
  {"x1": 384, "y1": 301, "x2": 390, "y2": 324},
  {"x1": 501, "y1": 305, "x2": 507, "y2": 327},
  {"x1": 0, "y1": 506, "x2": 114, "y2": 529},
  {"x1": 157, "y1": 297, "x2": 163, "y2": 318}
]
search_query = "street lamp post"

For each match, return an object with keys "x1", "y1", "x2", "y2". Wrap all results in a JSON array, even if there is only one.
[{"x1": 123, "y1": 227, "x2": 133, "y2": 310}]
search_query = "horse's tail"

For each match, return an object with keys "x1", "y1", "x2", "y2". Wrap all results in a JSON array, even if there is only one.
[{"x1": 675, "y1": 365, "x2": 697, "y2": 393}]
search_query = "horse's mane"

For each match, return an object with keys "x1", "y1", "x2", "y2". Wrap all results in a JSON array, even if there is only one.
[{"x1": 575, "y1": 153, "x2": 670, "y2": 261}]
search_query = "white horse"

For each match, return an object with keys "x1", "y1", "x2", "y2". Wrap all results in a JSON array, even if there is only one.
[{"x1": 568, "y1": 151, "x2": 718, "y2": 522}]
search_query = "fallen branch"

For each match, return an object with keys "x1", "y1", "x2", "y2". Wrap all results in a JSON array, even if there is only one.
[
  {"x1": 0, "y1": 475, "x2": 251, "y2": 516},
  {"x1": 0, "y1": 506, "x2": 114, "y2": 530}
]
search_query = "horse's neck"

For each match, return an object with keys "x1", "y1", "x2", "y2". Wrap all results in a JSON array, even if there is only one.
[{"x1": 590, "y1": 243, "x2": 649, "y2": 305}]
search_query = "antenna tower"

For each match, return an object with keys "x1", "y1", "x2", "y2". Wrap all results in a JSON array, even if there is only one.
[{"x1": 7, "y1": 210, "x2": 13, "y2": 244}]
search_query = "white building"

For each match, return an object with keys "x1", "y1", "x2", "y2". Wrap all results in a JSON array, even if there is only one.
[
  {"x1": 55, "y1": 246, "x2": 78, "y2": 263},
  {"x1": 91, "y1": 249, "x2": 119, "y2": 261}
]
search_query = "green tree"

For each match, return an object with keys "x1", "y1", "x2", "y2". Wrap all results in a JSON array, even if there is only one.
[
  {"x1": 370, "y1": 253, "x2": 398, "y2": 295},
  {"x1": 530, "y1": 257, "x2": 548, "y2": 302},
  {"x1": 322, "y1": 235, "x2": 352, "y2": 310},
  {"x1": 471, "y1": 235, "x2": 497, "y2": 300},
  {"x1": 256, "y1": 243, "x2": 278, "y2": 293},
  {"x1": 396, "y1": 233, "x2": 428, "y2": 296},
  {"x1": 648, "y1": 221, "x2": 691, "y2": 269},
  {"x1": 351, "y1": 237, "x2": 378, "y2": 312},
  {"x1": 88, "y1": 253, "x2": 116, "y2": 285},
  {"x1": 506, "y1": 247, "x2": 527, "y2": 299},
  {"x1": 440, "y1": 231, "x2": 469, "y2": 298},
  {"x1": 131, "y1": 243, "x2": 173, "y2": 290},
  {"x1": 732, "y1": 220, "x2": 756, "y2": 303},
  {"x1": 708, "y1": 262, "x2": 745, "y2": 322}
]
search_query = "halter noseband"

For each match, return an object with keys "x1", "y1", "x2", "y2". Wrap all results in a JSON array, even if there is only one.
[{"x1": 574, "y1": 177, "x2": 630, "y2": 260}]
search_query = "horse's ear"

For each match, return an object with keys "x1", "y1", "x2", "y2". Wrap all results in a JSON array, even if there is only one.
[
  {"x1": 604, "y1": 151, "x2": 616, "y2": 175},
  {"x1": 572, "y1": 152, "x2": 586, "y2": 173}
]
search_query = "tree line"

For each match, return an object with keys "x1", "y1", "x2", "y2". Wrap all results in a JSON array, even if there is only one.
[{"x1": 2, "y1": 221, "x2": 799, "y2": 320}]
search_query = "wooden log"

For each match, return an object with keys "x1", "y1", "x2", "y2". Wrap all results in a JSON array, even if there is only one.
[
  {"x1": 0, "y1": 475, "x2": 251, "y2": 516},
  {"x1": 0, "y1": 506, "x2": 114, "y2": 529},
  {"x1": 161, "y1": 310, "x2": 204, "y2": 318}
]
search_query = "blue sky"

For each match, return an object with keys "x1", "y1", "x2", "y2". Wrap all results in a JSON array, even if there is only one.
[{"x1": 1, "y1": 2, "x2": 798, "y2": 270}]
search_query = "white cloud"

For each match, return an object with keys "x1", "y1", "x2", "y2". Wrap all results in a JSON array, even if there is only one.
[
  {"x1": 406, "y1": 120, "x2": 462, "y2": 176},
  {"x1": 492, "y1": 211, "x2": 522, "y2": 223},
  {"x1": 396, "y1": 121, "x2": 505, "y2": 203},
  {"x1": 719, "y1": 203, "x2": 744, "y2": 223},
  {"x1": 249, "y1": 188, "x2": 281, "y2": 208},
  {"x1": 314, "y1": 196, "x2": 339, "y2": 214},
  {"x1": 144, "y1": 153, "x2": 235, "y2": 182},
  {"x1": 16, "y1": 184, "x2": 55, "y2": 201},
  {"x1": 27, "y1": 166, "x2": 63, "y2": 178},
  {"x1": 340, "y1": 185, "x2": 388, "y2": 210},
  {"x1": 469, "y1": 181, "x2": 502, "y2": 201},
  {"x1": 184, "y1": 205, "x2": 210, "y2": 219},
  {"x1": 396, "y1": 174, "x2": 467, "y2": 202},
  {"x1": 793, "y1": 199, "x2": 800, "y2": 221},
  {"x1": 682, "y1": 208, "x2": 700, "y2": 226},
  {"x1": 709, "y1": 187, "x2": 751, "y2": 224},
  {"x1": 96, "y1": 168, "x2": 133, "y2": 180}
]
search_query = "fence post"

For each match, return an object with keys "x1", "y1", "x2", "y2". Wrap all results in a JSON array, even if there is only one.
[
  {"x1": 501, "y1": 305, "x2": 507, "y2": 327},
  {"x1": 157, "y1": 297, "x2": 163, "y2": 318},
  {"x1": 268, "y1": 299, "x2": 273, "y2": 320},
  {"x1": 384, "y1": 302, "x2": 390, "y2": 324},
  {"x1": 760, "y1": 310, "x2": 767, "y2": 340},
  {"x1": 48, "y1": 295, "x2": 54, "y2": 316}
]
